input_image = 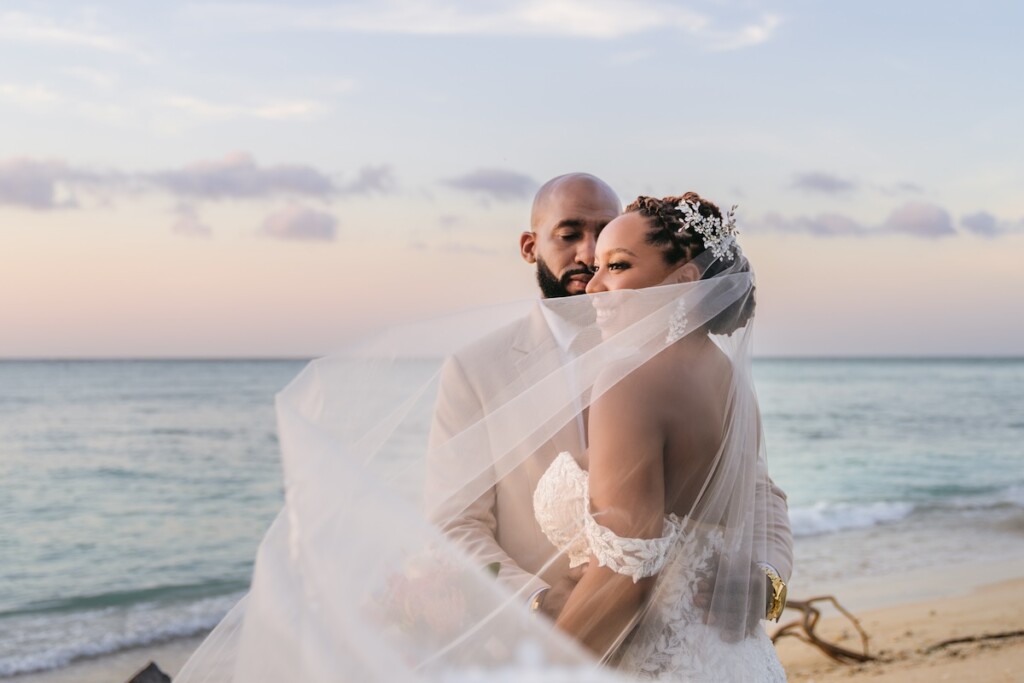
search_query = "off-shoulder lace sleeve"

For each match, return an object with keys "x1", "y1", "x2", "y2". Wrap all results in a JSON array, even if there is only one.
[
  {"x1": 582, "y1": 512, "x2": 681, "y2": 583},
  {"x1": 533, "y1": 451, "x2": 684, "y2": 582}
]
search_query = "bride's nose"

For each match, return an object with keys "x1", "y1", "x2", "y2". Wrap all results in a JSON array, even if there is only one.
[{"x1": 586, "y1": 269, "x2": 606, "y2": 294}]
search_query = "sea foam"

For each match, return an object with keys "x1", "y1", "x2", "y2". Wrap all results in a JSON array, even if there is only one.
[
  {"x1": 789, "y1": 501, "x2": 915, "y2": 537},
  {"x1": 0, "y1": 593, "x2": 241, "y2": 677}
]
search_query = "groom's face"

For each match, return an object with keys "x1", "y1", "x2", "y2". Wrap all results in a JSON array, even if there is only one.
[{"x1": 521, "y1": 182, "x2": 620, "y2": 298}]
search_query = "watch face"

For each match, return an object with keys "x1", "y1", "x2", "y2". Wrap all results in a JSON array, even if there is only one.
[{"x1": 765, "y1": 574, "x2": 786, "y2": 621}]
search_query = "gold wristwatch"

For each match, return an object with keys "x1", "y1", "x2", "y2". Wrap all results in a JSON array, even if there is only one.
[
  {"x1": 528, "y1": 587, "x2": 548, "y2": 615},
  {"x1": 757, "y1": 562, "x2": 787, "y2": 622}
]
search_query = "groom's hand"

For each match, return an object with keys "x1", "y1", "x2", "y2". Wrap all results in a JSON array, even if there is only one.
[
  {"x1": 693, "y1": 566, "x2": 768, "y2": 638},
  {"x1": 539, "y1": 563, "x2": 587, "y2": 619}
]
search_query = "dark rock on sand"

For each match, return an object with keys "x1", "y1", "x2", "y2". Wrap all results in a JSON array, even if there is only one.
[{"x1": 127, "y1": 662, "x2": 172, "y2": 683}]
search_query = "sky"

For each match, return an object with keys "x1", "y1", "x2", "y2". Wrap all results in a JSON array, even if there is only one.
[{"x1": 1, "y1": 1, "x2": 1022, "y2": 357}]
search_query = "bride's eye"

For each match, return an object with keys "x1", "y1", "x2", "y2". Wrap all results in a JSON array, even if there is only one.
[{"x1": 608, "y1": 261, "x2": 630, "y2": 271}]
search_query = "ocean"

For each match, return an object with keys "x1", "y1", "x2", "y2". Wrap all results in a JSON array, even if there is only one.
[{"x1": 1, "y1": 358, "x2": 1022, "y2": 677}]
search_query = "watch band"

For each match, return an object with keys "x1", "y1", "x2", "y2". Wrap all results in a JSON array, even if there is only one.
[
  {"x1": 528, "y1": 587, "x2": 548, "y2": 614},
  {"x1": 756, "y1": 562, "x2": 787, "y2": 622}
]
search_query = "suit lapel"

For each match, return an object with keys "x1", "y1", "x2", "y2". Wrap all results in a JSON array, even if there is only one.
[
  {"x1": 511, "y1": 304, "x2": 552, "y2": 370},
  {"x1": 510, "y1": 303, "x2": 587, "y2": 465}
]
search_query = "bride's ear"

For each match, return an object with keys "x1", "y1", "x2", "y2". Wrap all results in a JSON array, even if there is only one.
[{"x1": 667, "y1": 262, "x2": 700, "y2": 284}]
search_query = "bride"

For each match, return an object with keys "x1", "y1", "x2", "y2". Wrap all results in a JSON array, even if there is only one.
[
  {"x1": 176, "y1": 192, "x2": 786, "y2": 681},
  {"x1": 535, "y1": 193, "x2": 786, "y2": 679}
]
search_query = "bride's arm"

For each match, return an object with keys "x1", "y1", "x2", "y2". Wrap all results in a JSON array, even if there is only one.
[{"x1": 554, "y1": 369, "x2": 666, "y2": 656}]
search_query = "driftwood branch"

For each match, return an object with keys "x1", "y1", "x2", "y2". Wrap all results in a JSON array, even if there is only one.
[
  {"x1": 770, "y1": 595, "x2": 878, "y2": 664},
  {"x1": 922, "y1": 629, "x2": 1024, "y2": 654}
]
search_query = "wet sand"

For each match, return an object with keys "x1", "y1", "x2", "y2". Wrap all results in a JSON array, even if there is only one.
[{"x1": 8, "y1": 563, "x2": 1023, "y2": 682}]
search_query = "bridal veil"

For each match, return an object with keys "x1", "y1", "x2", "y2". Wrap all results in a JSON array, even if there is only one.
[{"x1": 176, "y1": 251, "x2": 774, "y2": 682}]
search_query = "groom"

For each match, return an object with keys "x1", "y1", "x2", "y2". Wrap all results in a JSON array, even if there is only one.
[{"x1": 427, "y1": 173, "x2": 792, "y2": 620}]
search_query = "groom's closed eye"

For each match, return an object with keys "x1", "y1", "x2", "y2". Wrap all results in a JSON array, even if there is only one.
[{"x1": 553, "y1": 218, "x2": 587, "y2": 241}]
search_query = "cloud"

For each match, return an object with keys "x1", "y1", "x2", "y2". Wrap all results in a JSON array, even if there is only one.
[
  {"x1": 171, "y1": 204, "x2": 212, "y2": 238},
  {"x1": 878, "y1": 181, "x2": 923, "y2": 195},
  {"x1": 0, "y1": 10, "x2": 139, "y2": 56},
  {"x1": 792, "y1": 171, "x2": 857, "y2": 194},
  {"x1": 758, "y1": 212, "x2": 866, "y2": 236},
  {"x1": 154, "y1": 155, "x2": 392, "y2": 201},
  {"x1": 261, "y1": 204, "x2": 338, "y2": 241},
  {"x1": 443, "y1": 168, "x2": 537, "y2": 201},
  {"x1": 189, "y1": 1, "x2": 780, "y2": 49},
  {"x1": 0, "y1": 153, "x2": 393, "y2": 219},
  {"x1": 339, "y1": 165, "x2": 396, "y2": 195},
  {"x1": 438, "y1": 214, "x2": 463, "y2": 230},
  {"x1": 707, "y1": 14, "x2": 782, "y2": 51},
  {"x1": 882, "y1": 202, "x2": 956, "y2": 238},
  {"x1": 60, "y1": 66, "x2": 118, "y2": 89},
  {"x1": 960, "y1": 211, "x2": 1024, "y2": 238},
  {"x1": 151, "y1": 152, "x2": 336, "y2": 200},
  {"x1": 961, "y1": 211, "x2": 998, "y2": 238},
  {"x1": 790, "y1": 173, "x2": 927, "y2": 198},
  {"x1": 0, "y1": 82, "x2": 63, "y2": 107},
  {"x1": 0, "y1": 159, "x2": 91, "y2": 209},
  {"x1": 753, "y1": 202, "x2": 978, "y2": 240}
]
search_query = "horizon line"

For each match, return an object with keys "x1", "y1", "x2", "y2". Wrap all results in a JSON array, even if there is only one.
[{"x1": 1, "y1": 354, "x2": 1022, "y2": 362}]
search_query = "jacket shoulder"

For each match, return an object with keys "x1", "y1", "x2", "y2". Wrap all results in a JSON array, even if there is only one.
[{"x1": 448, "y1": 316, "x2": 529, "y2": 369}]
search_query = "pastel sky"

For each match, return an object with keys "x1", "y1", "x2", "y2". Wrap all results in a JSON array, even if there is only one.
[{"x1": 1, "y1": 1, "x2": 1022, "y2": 357}]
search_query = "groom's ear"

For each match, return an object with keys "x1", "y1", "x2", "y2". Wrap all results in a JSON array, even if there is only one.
[{"x1": 520, "y1": 231, "x2": 537, "y2": 264}]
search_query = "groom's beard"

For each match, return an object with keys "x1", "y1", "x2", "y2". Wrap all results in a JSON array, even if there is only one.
[{"x1": 536, "y1": 257, "x2": 592, "y2": 299}]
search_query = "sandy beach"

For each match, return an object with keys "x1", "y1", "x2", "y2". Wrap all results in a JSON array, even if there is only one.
[
  {"x1": 5, "y1": 637, "x2": 204, "y2": 683},
  {"x1": 775, "y1": 574, "x2": 1024, "y2": 682},
  {"x1": 9, "y1": 564, "x2": 1022, "y2": 682}
]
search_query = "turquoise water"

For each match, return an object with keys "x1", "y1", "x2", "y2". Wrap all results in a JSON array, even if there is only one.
[
  {"x1": 1, "y1": 358, "x2": 1022, "y2": 676},
  {"x1": 758, "y1": 358, "x2": 1024, "y2": 520},
  {"x1": 0, "y1": 361, "x2": 299, "y2": 676}
]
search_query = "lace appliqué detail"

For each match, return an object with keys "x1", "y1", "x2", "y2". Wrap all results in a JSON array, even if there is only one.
[
  {"x1": 533, "y1": 451, "x2": 787, "y2": 682},
  {"x1": 665, "y1": 299, "x2": 689, "y2": 345},
  {"x1": 583, "y1": 513, "x2": 681, "y2": 583},
  {"x1": 532, "y1": 452, "x2": 591, "y2": 568},
  {"x1": 534, "y1": 452, "x2": 682, "y2": 581}
]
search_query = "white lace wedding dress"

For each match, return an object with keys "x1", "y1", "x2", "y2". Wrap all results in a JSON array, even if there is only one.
[{"x1": 534, "y1": 452, "x2": 786, "y2": 682}]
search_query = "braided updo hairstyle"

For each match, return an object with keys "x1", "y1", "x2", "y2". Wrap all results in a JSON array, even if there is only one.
[{"x1": 624, "y1": 191, "x2": 755, "y2": 335}]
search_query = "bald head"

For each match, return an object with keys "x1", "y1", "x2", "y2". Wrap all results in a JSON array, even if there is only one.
[
  {"x1": 530, "y1": 173, "x2": 620, "y2": 231},
  {"x1": 520, "y1": 173, "x2": 621, "y2": 297}
]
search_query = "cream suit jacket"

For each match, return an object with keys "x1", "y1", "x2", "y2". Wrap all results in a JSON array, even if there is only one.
[{"x1": 427, "y1": 304, "x2": 793, "y2": 600}]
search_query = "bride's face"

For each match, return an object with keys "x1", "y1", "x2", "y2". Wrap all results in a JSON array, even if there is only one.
[
  {"x1": 586, "y1": 212, "x2": 679, "y2": 294},
  {"x1": 587, "y1": 212, "x2": 694, "y2": 335}
]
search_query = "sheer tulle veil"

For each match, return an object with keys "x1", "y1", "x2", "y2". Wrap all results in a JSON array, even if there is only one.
[{"x1": 176, "y1": 248, "x2": 774, "y2": 682}]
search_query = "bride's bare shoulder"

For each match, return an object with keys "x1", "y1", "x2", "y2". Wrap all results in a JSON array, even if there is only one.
[{"x1": 594, "y1": 340, "x2": 732, "y2": 411}]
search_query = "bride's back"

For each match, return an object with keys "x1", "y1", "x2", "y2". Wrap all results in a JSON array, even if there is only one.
[{"x1": 647, "y1": 337, "x2": 734, "y2": 519}]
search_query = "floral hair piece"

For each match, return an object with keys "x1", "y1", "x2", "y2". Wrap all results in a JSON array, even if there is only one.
[{"x1": 675, "y1": 200, "x2": 739, "y2": 262}]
